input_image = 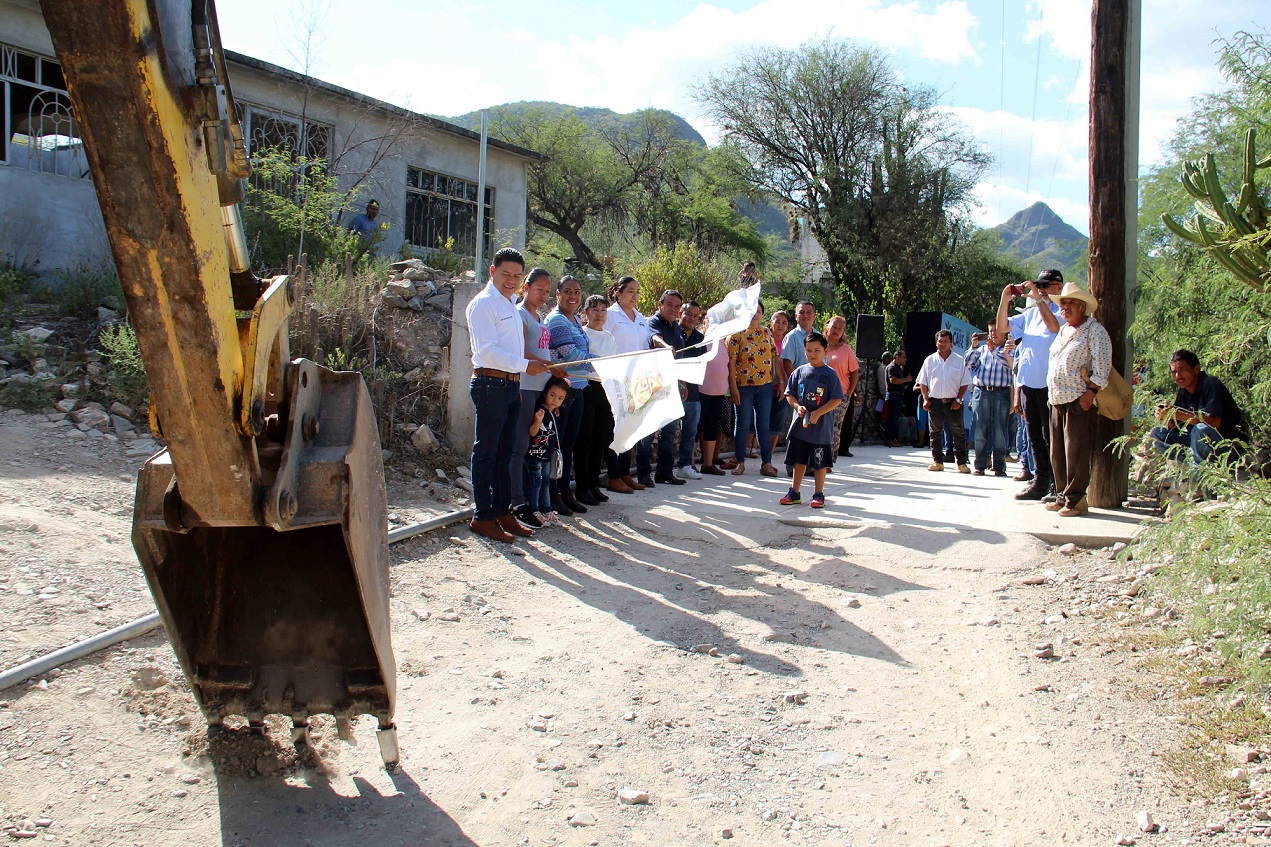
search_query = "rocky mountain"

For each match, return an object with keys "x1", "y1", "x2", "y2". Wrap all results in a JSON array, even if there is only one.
[
  {"x1": 988, "y1": 202, "x2": 1088, "y2": 275},
  {"x1": 449, "y1": 101, "x2": 707, "y2": 146}
]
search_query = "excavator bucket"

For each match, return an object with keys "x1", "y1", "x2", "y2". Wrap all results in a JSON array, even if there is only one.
[
  {"x1": 42, "y1": 0, "x2": 398, "y2": 763},
  {"x1": 130, "y1": 365, "x2": 397, "y2": 760}
]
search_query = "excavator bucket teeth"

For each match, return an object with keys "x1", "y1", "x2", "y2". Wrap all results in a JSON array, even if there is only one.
[{"x1": 130, "y1": 367, "x2": 395, "y2": 727}]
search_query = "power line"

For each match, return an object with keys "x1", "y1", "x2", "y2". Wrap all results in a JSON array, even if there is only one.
[{"x1": 1023, "y1": 35, "x2": 1043, "y2": 196}]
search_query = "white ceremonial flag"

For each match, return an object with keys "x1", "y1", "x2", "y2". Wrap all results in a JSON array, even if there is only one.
[
  {"x1": 675, "y1": 337, "x2": 723, "y2": 386},
  {"x1": 592, "y1": 347, "x2": 684, "y2": 453},
  {"x1": 703, "y1": 282, "x2": 760, "y2": 342}
]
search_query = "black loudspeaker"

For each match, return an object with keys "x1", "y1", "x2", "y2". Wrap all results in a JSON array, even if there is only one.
[{"x1": 854, "y1": 314, "x2": 885, "y2": 360}]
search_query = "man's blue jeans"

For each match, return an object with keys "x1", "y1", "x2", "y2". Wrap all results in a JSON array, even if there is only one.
[
  {"x1": 678, "y1": 399, "x2": 701, "y2": 469},
  {"x1": 735, "y1": 384, "x2": 773, "y2": 465},
  {"x1": 972, "y1": 387, "x2": 1010, "y2": 471},
  {"x1": 637, "y1": 418, "x2": 681, "y2": 478},
  {"x1": 1151, "y1": 423, "x2": 1221, "y2": 464},
  {"x1": 469, "y1": 375, "x2": 521, "y2": 521}
]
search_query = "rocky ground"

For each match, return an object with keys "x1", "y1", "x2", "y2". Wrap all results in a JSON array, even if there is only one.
[{"x1": 1, "y1": 406, "x2": 1269, "y2": 846}]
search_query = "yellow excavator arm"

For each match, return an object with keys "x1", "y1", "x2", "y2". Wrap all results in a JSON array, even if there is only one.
[{"x1": 39, "y1": 0, "x2": 398, "y2": 766}]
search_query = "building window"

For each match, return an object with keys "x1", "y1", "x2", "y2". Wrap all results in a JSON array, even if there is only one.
[
  {"x1": 236, "y1": 101, "x2": 332, "y2": 200},
  {"x1": 1, "y1": 42, "x2": 88, "y2": 178},
  {"x1": 405, "y1": 166, "x2": 493, "y2": 260}
]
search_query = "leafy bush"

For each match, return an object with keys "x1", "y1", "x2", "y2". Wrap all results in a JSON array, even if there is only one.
[
  {"x1": 241, "y1": 148, "x2": 368, "y2": 272},
  {"x1": 98, "y1": 323, "x2": 149, "y2": 410},
  {"x1": 0, "y1": 379, "x2": 59, "y2": 412},
  {"x1": 630, "y1": 243, "x2": 733, "y2": 315},
  {"x1": 25, "y1": 264, "x2": 123, "y2": 319},
  {"x1": 0, "y1": 262, "x2": 37, "y2": 323}
]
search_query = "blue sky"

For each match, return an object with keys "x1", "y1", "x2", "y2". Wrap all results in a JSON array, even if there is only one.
[{"x1": 215, "y1": 0, "x2": 1267, "y2": 235}]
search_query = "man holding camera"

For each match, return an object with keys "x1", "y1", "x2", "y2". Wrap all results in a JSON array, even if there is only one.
[
  {"x1": 1151, "y1": 349, "x2": 1248, "y2": 464},
  {"x1": 996, "y1": 269, "x2": 1063, "y2": 501}
]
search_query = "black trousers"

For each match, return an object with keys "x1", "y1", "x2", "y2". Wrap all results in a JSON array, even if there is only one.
[
  {"x1": 927, "y1": 398, "x2": 967, "y2": 465},
  {"x1": 550, "y1": 386, "x2": 585, "y2": 495},
  {"x1": 575, "y1": 382, "x2": 611, "y2": 490},
  {"x1": 1021, "y1": 384, "x2": 1053, "y2": 491}
]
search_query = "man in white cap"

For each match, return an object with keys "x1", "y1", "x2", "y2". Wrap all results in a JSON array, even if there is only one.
[{"x1": 996, "y1": 269, "x2": 1062, "y2": 501}]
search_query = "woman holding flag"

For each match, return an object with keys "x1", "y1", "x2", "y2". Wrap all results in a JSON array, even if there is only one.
[{"x1": 605, "y1": 276, "x2": 653, "y2": 492}]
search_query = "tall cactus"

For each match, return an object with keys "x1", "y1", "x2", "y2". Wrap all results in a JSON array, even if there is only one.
[{"x1": 1161, "y1": 128, "x2": 1271, "y2": 291}]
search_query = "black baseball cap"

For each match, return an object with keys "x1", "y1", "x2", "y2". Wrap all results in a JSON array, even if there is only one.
[{"x1": 1036, "y1": 269, "x2": 1063, "y2": 286}]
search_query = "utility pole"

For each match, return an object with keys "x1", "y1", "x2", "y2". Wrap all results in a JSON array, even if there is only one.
[
  {"x1": 1087, "y1": 0, "x2": 1140, "y2": 508},
  {"x1": 475, "y1": 110, "x2": 489, "y2": 284}
]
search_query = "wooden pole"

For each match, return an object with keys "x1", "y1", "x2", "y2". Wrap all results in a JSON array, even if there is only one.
[{"x1": 1087, "y1": 0, "x2": 1139, "y2": 508}]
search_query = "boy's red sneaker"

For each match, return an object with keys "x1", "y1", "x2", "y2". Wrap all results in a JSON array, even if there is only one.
[
  {"x1": 810, "y1": 493, "x2": 825, "y2": 509},
  {"x1": 779, "y1": 488, "x2": 801, "y2": 506}
]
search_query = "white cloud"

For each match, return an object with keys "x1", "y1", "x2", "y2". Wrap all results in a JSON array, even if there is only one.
[
  {"x1": 970, "y1": 180, "x2": 1090, "y2": 235},
  {"x1": 220, "y1": 0, "x2": 981, "y2": 135}
]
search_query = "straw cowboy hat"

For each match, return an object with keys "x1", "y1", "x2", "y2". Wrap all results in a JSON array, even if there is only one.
[{"x1": 1055, "y1": 282, "x2": 1099, "y2": 314}]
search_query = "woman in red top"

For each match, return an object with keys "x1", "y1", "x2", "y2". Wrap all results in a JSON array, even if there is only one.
[{"x1": 824, "y1": 315, "x2": 861, "y2": 459}]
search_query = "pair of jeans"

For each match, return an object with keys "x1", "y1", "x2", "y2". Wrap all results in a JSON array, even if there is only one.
[
  {"x1": 884, "y1": 391, "x2": 905, "y2": 442},
  {"x1": 526, "y1": 458, "x2": 552, "y2": 514},
  {"x1": 678, "y1": 399, "x2": 701, "y2": 468},
  {"x1": 1021, "y1": 385, "x2": 1053, "y2": 492},
  {"x1": 972, "y1": 387, "x2": 1011, "y2": 471},
  {"x1": 1050, "y1": 399, "x2": 1096, "y2": 509},
  {"x1": 1016, "y1": 412, "x2": 1035, "y2": 474},
  {"x1": 469, "y1": 376, "x2": 521, "y2": 521},
  {"x1": 551, "y1": 387, "x2": 585, "y2": 496},
  {"x1": 927, "y1": 398, "x2": 967, "y2": 466},
  {"x1": 509, "y1": 388, "x2": 539, "y2": 507},
  {"x1": 1151, "y1": 422, "x2": 1222, "y2": 465},
  {"x1": 735, "y1": 384, "x2": 773, "y2": 466},
  {"x1": 636, "y1": 419, "x2": 680, "y2": 478}
]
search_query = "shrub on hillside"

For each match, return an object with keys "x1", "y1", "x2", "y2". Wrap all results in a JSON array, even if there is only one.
[{"x1": 630, "y1": 243, "x2": 733, "y2": 315}]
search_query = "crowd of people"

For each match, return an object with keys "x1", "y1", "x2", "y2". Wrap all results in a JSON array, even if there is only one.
[{"x1": 463, "y1": 249, "x2": 1248, "y2": 542}]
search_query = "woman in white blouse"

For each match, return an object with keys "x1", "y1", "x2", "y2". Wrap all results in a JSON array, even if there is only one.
[
  {"x1": 604, "y1": 277, "x2": 653, "y2": 491},
  {"x1": 1046, "y1": 283, "x2": 1112, "y2": 517}
]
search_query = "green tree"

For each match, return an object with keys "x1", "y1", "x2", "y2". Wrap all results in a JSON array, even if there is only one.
[
  {"x1": 1135, "y1": 29, "x2": 1271, "y2": 443},
  {"x1": 241, "y1": 148, "x2": 366, "y2": 271},
  {"x1": 695, "y1": 39, "x2": 988, "y2": 321}
]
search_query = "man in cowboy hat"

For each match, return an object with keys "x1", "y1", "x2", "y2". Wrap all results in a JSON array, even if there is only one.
[
  {"x1": 996, "y1": 269, "x2": 1063, "y2": 501},
  {"x1": 1045, "y1": 280, "x2": 1112, "y2": 516}
]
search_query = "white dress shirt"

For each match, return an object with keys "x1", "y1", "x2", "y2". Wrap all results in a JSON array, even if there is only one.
[
  {"x1": 915, "y1": 351, "x2": 971, "y2": 400},
  {"x1": 606, "y1": 304, "x2": 652, "y2": 354},
  {"x1": 466, "y1": 282, "x2": 529, "y2": 373}
]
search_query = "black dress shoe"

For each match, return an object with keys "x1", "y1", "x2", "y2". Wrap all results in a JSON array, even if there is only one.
[
  {"x1": 841, "y1": 449, "x2": 853, "y2": 457},
  {"x1": 576, "y1": 489, "x2": 600, "y2": 507},
  {"x1": 1014, "y1": 485, "x2": 1046, "y2": 501},
  {"x1": 590, "y1": 486, "x2": 609, "y2": 502},
  {"x1": 562, "y1": 492, "x2": 588, "y2": 513},
  {"x1": 550, "y1": 495, "x2": 574, "y2": 517},
  {"x1": 654, "y1": 473, "x2": 686, "y2": 485},
  {"x1": 637, "y1": 476, "x2": 656, "y2": 488},
  {"x1": 514, "y1": 505, "x2": 544, "y2": 528}
]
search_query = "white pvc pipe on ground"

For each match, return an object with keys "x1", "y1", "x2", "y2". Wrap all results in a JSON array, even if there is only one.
[{"x1": 0, "y1": 506, "x2": 477, "y2": 693}]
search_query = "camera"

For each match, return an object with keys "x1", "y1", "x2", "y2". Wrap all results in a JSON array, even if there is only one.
[{"x1": 1009, "y1": 283, "x2": 1027, "y2": 297}]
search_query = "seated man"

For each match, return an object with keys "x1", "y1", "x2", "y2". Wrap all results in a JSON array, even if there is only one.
[{"x1": 1151, "y1": 349, "x2": 1248, "y2": 464}]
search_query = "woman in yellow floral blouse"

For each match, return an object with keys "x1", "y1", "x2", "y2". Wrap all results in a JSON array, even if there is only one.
[{"x1": 727, "y1": 302, "x2": 781, "y2": 476}]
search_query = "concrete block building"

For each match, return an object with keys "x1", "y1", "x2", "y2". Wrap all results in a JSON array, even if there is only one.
[{"x1": 1, "y1": 0, "x2": 542, "y2": 274}]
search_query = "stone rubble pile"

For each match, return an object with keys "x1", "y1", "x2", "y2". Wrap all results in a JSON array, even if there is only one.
[
  {"x1": 1, "y1": 325, "x2": 161, "y2": 456},
  {"x1": 380, "y1": 259, "x2": 469, "y2": 312}
]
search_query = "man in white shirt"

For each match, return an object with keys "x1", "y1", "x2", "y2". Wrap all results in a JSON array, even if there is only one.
[
  {"x1": 466, "y1": 247, "x2": 554, "y2": 543},
  {"x1": 915, "y1": 330, "x2": 972, "y2": 473}
]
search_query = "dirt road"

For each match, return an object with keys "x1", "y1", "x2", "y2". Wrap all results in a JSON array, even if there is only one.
[{"x1": 0, "y1": 407, "x2": 1253, "y2": 845}]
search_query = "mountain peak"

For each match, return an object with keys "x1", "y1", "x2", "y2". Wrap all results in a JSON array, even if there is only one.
[{"x1": 989, "y1": 202, "x2": 1088, "y2": 276}]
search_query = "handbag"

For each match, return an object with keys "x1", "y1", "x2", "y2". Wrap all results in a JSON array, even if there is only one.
[{"x1": 1082, "y1": 366, "x2": 1133, "y2": 421}]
